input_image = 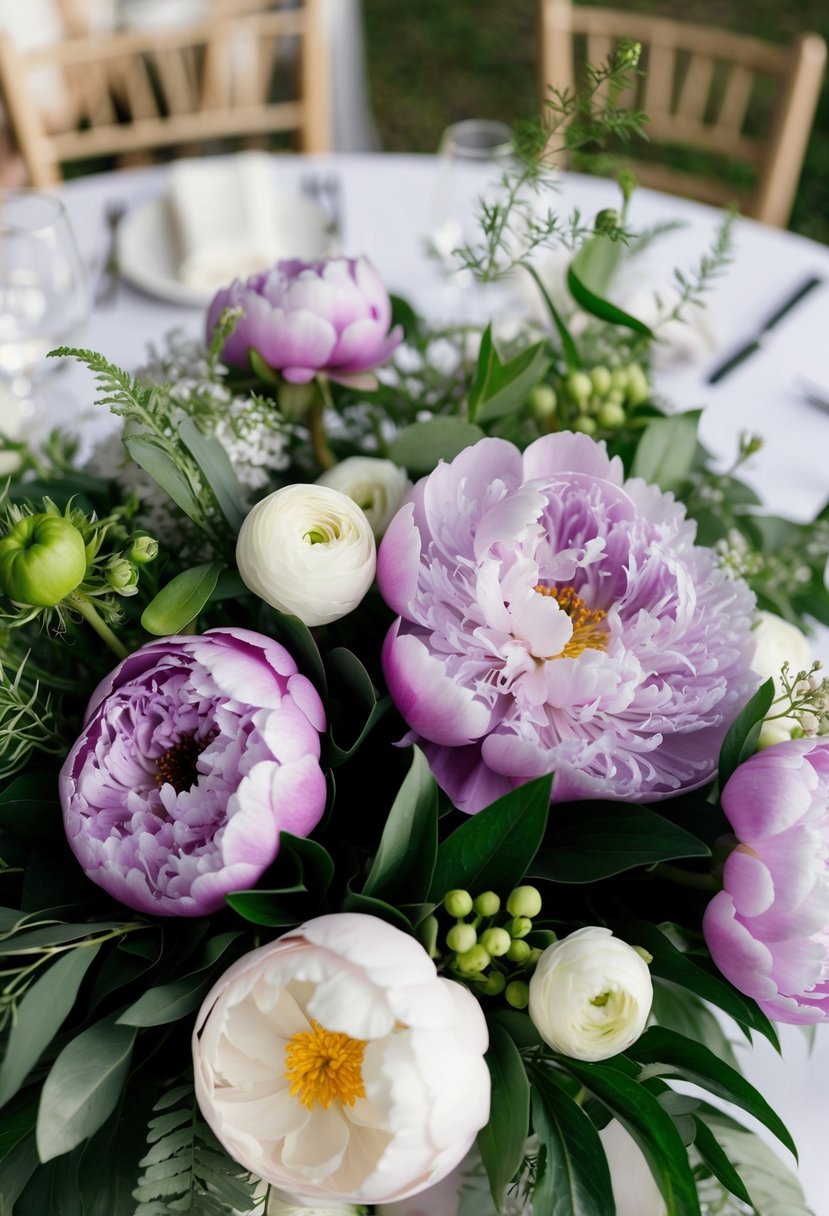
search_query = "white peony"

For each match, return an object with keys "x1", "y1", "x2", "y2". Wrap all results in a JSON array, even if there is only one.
[
  {"x1": 599, "y1": 1120, "x2": 667, "y2": 1216},
  {"x1": 316, "y1": 457, "x2": 411, "y2": 539},
  {"x1": 236, "y1": 484, "x2": 376, "y2": 626},
  {"x1": 750, "y1": 610, "x2": 814, "y2": 747},
  {"x1": 528, "y1": 927, "x2": 652, "y2": 1061},
  {"x1": 193, "y1": 913, "x2": 490, "y2": 1207}
]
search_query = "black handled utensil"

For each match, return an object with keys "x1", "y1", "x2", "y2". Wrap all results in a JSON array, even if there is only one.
[{"x1": 706, "y1": 274, "x2": 823, "y2": 385}]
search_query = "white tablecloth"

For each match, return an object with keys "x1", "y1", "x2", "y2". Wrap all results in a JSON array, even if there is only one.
[{"x1": 44, "y1": 154, "x2": 829, "y2": 1213}]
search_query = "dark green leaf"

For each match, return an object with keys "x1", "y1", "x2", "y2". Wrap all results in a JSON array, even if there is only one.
[
  {"x1": 629, "y1": 1026, "x2": 796, "y2": 1156},
  {"x1": 117, "y1": 932, "x2": 242, "y2": 1027},
  {"x1": 477, "y1": 1022, "x2": 530, "y2": 1207},
  {"x1": 326, "y1": 647, "x2": 389, "y2": 765},
  {"x1": 388, "y1": 417, "x2": 486, "y2": 475},
  {"x1": 718, "y1": 678, "x2": 775, "y2": 788},
  {"x1": 691, "y1": 1116, "x2": 752, "y2": 1205},
  {"x1": 0, "y1": 943, "x2": 102, "y2": 1105},
  {"x1": 567, "y1": 264, "x2": 652, "y2": 335},
  {"x1": 280, "y1": 832, "x2": 335, "y2": 900},
  {"x1": 341, "y1": 886, "x2": 413, "y2": 931},
  {"x1": 570, "y1": 233, "x2": 624, "y2": 297},
  {"x1": 140, "y1": 562, "x2": 224, "y2": 635},
  {"x1": 490, "y1": 1008, "x2": 544, "y2": 1052},
  {"x1": 224, "y1": 890, "x2": 303, "y2": 928},
  {"x1": 650, "y1": 982, "x2": 740, "y2": 1072},
  {"x1": 363, "y1": 746, "x2": 438, "y2": 904},
  {"x1": 78, "y1": 1077, "x2": 156, "y2": 1216},
  {"x1": 429, "y1": 774, "x2": 551, "y2": 900},
  {"x1": 699, "y1": 1115, "x2": 812, "y2": 1216},
  {"x1": 522, "y1": 263, "x2": 582, "y2": 371},
  {"x1": 630, "y1": 413, "x2": 701, "y2": 491},
  {"x1": 248, "y1": 348, "x2": 281, "y2": 385},
  {"x1": 559, "y1": 1058, "x2": 700, "y2": 1216},
  {"x1": 176, "y1": 415, "x2": 245, "y2": 531},
  {"x1": 0, "y1": 771, "x2": 63, "y2": 845},
  {"x1": 36, "y1": 1016, "x2": 137, "y2": 1161},
  {"x1": 123, "y1": 435, "x2": 201, "y2": 523},
  {"x1": 473, "y1": 341, "x2": 551, "y2": 425},
  {"x1": 389, "y1": 293, "x2": 423, "y2": 339},
  {"x1": 531, "y1": 801, "x2": 709, "y2": 884},
  {"x1": 0, "y1": 1132, "x2": 39, "y2": 1216},
  {"x1": 530, "y1": 1067, "x2": 613, "y2": 1216},
  {"x1": 265, "y1": 610, "x2": 327, "y2": 694}
]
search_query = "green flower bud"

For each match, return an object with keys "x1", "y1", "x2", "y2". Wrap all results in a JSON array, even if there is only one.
[
  {"x1": 105, "y1": 557, "x2": 139, "y2": 596},
  {"x1": 444, "y1": 889, "x2": 473, "y2": 918},
  {"x1": 565, "y1": 371, "x2": 593, "y2": 405},
  {"x1": 633, "y1": 945, "x2": 654, "y2": 964},
  {"x1": 0, "y1": 514, "x2": 86, "y2": 607},
  {"x1": 528, "y1": 947, "x2": 544, "y2": 965},
  {"x1": 457, "y1": 944, "x2": 491, "y2": 975},
  {"x1": 590, "y1": 366, "x2": 612, "y2": 397},
  {"x1": 509, "y1": 916, "x2": 533, "y2": 939},
  {"x1": 507, "y1": 938, "x2": 532, "y2": 965},
  {"x1": 480, "y1": 927, "x2": 512, "y2": 957},
  {"x1": 610, "y1": 367, "x2": 630, "y2": 393},
  {"x1": 573, "y1": 414, "x2": 597, "y2": 436},
  {"x1": 617, "y1": 168, "x2": 638, "y2": 204},
  {"x1": 447, "y1": 923, "x2": 477, "y2": 954},
  {"x1": 505, "y1": 980, "x2": 530, "y2": 1009},
  {"x1": 528, "y1": 385, "x2": 557, "y2": 420},
  {"x1": 616, "y1": 39, "x2": 642, "y2": 70},
  {"x1": 128, "y1": 534, "x2": 159, "y2": 565},
  {"x1": 473, "y1": 891, "x2": 500, "y2": 917},
  {"x1": 625, "y1": 363, "x2": 650, "y2": 406},
  {"x1": 593, "y1": 209, "x2": 619, "y2": 235},
  {"x1": 507, "y1": 886, "x2": 543, "y2": 918},
  {"x1": 597, "y1": 401, "x2": 627, "y2": 429},
  {"x1": 483, "y1": 970, "x2": 507, "y2": 996}
]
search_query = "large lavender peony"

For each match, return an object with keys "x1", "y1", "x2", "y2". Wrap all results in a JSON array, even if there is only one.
[
  {"x1": 704, "y1": 738, "x2": 829, "y2": 1024},
  {"x1": 207, "y1": 256, "x2": 402, "y2": 385},
  {"x1": 60, "y1": 628, "x2": 327, "y2": 916},
  {"x1": 378, "y1": 433, "x2": 757, "y2": 812}
]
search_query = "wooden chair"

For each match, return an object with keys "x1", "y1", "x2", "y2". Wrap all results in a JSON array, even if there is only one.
[
  {"x1": 539, "y1": 0, "x2": 827, "y2": 227},
  {"x1": 0, "y1": 1, "x2": 330, "y2": 186}
]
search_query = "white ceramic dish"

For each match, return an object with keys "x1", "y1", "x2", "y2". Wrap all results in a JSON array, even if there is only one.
[{"x1": 116, "y1": 190, "x2": 331, "y2": 308}]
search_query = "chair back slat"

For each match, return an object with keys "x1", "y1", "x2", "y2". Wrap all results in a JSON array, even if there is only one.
[
  {"x1": 676, "y1": 54, "x2": 715, "y2": 123},
  {"x1": 716, "y1": 63, "x2": 755, "y2": 134}
]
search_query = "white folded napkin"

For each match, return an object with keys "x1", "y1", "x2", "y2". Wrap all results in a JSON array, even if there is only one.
[{"x1": 168, "y1": 153, "x2": 281, "y2": 292}]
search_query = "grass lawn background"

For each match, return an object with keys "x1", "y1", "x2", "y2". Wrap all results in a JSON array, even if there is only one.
[{"x1": 362, "y1": 0, "x2": 829, "y2": 243}]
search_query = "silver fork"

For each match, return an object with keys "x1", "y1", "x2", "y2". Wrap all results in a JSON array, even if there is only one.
[{"x1": 94, "y1": 200, "x2": 127, "y2": 309}]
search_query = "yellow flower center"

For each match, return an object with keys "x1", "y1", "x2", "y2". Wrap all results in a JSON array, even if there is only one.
[
  {"x1": 284, "y1": 1019, "x2": 367, "y2": 1110},
  {"x1": 534, "y1": 583, "x2": 609, "y2": 659}
]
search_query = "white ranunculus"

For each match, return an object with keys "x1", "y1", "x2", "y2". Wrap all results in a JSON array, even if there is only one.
[
  {"x1": 599, "y1": 1120, "x2": 666, "y2": 1216},
  {"x1": 316, "y1": 457, "x2": 411, "y2": 539},
  {"x1": 751, "y1": 610, "x2": 814, "y2": 747},
  {"x1": 528, "y1": 927, "x2": 652, "y2": 1061},
  {"x1": 236, "y1": 484, "x2": 376, "y2": 626},
  {"x1": 193, "y1": 913, "x2": 490, "y2": 1207}
]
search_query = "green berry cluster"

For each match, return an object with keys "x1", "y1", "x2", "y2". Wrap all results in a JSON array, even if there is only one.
[
  {"x1": 440, "y1": 886, "x2": 549, "y2": 1008},
  {"x1": 550, "y1": 362, "x2": 650, "y2": 436}
]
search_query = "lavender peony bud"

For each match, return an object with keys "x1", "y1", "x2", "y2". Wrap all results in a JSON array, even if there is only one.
[
  {"x1": 703, "y1": 738, "x2": 829, "y2": 1024},
  {"x1": 59, "y1": 628, "x2": 327, "y2": 916},
  {"x1": 206, "y1": 257, "x2": 402, "y2": 386}
]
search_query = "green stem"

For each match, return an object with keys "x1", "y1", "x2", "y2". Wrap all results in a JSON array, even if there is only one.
[
  {"x1": 309, "y1": 382, "x2": 336, "y2": 471},
  {"x1": 652, "y1": 862, "x2": 717, "y2": 891},
  {"x1": 68, "y1": 594, "x2": 129, "y2": 660}
]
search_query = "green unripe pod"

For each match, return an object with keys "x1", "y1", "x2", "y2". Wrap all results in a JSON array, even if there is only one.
[
  {"x1": 505, "y1": 980, "x2": 530, "y2": 1009},
  {"x1": 572, "y1": 414, "x2": 597, "y2": 436},
  {"x1": 473, "y1": 891, "x2": 500, "y2": 917},
  {"x1": 528, "y1": 385, "x2": 558, "y2": 420},
  {"x1": 444, "y1": 889, "x2": 473, "y2": 918},
  {"x1": 457, "y1": 944, "x2": 491, "y2": 974},
  {"x1": 590, "y1": 366, "x2": 612, "y2": 397},
  {"x1": 593, "y1": 209, "x2": 619, "y2": 235},
  {"x1": 506, "y1": 938, "x2": 532, "y2": 964},
  {"x1": 565, "y1": 371, "x2": 593, "y2": 405},
  {"x1": 105, "y1": 557, "x2": 139, "y2": 595},
  {"x1": 483, "y1": 970, "x2": 507, "y2": 996},
  {"x1": 0, "y1": 514, "x2": 86, "y2": 607},
  {"x1": 507, "y1": 886, "x2": 543, "y2": 918},
  {"x1": 446, "y1": 923, "x2": 477, "y2": 954},
  {"x1": 610, "y1": 367, "x2": 630, "y2": 393},
  {"x1": 626, "y1": 362, "x2": 650, "y2": 406},
  {"x1": 509, "y1": 916, "x2": 533, "y2": 939},
  {"x1": 128, "y1": 534, "x2": 159, "y2": 565},
  {"x1": 597, "y1": 401, "x2": 627, "y2": 429},
  {"x1": 480, "y1": 927, "x2": 512, "y2": 957}
]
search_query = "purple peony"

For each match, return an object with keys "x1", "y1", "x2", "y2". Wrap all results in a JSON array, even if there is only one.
[
  {"x1": 704, "y1": 738, "x2": 829, "y2": 1024},
  {"x1": 206, "y1": 256, "x2": 402, "y2": 385},
  {"x1": 60, "y1": 628, "x2": 327, "y2": 916},
  {"x1": 377, "y1": 432, "x2": 757, "y2": 812}
]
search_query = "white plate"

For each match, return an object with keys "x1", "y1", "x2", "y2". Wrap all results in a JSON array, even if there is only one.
[{"x1": 116, "y1": 190, "x2": 331, "y2": 308}]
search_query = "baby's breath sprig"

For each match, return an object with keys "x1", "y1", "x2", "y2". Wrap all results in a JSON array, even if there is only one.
[{"x1": 768, "y1": 660, "x2": 829, "y2": 738}]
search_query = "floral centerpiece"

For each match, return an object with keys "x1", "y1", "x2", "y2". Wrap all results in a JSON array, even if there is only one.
[{"x1": 1, "y1": 50, "x2": 828, "y2": 1216}]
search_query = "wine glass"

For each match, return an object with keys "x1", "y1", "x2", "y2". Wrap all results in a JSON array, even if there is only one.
[
  {"x1": 0, "y1": 190, "x2": 90, "y2": 425},
  {"x1": 430, "y1": 119, "x2": 516, "y2": 324}
]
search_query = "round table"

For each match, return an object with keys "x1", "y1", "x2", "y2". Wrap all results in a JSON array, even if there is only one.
[{"x1": 46, "y1": 154, "x2": 829, "y2": 1215}]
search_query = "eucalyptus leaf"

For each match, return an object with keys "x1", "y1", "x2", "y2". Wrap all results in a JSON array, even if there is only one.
[
  {"x1": 363, "y1": 746, "x2": 438, "y2": 904},
  {"x1": 36, "y1": 1016, "x2": 137, "y2": 1161},
  {"x1": 176, "y1": 415, "x2": 245, "y2": 531},
  {"x1": 0, "y1": 1132, "x2": 39, "y2": 1216},
  {"x1": 123, "y1": 435, "x2": 201, "y2": 523},
  {"x1": 630, "y1": 412, "x2": 702, "y2": 491},
  {"x1": 530, "y1": 1068, "x2": 613, "y2": 1216},
  {"x1": 429, "y1": 774, "x2": 551, "y2": 900},
  {"x1": 2, "y1": 922, "x2": 125, "y2": 954},
  {"x1": 117, "y1": 932, "x2": 242, "y2": 1027},
  {"x1": 0, "y1": 942, "x2": 102, "y2": 1105},
  {"x1": 388, "y1": 417, "x2": 486, "y2": 475},
  {"x1": 718, "y1": 678, "x2": 776, "y2": 788},
  {"x1": 140, "y1": 562, "x2": 224, "y2": 635},
  {"x1": 477, "y1": 1022, "x2": 530, "y2": 1207}
]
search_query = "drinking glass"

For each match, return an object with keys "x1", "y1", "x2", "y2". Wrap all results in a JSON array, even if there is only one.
[
  {"x1": 0, "y1": 191, "x2": 90, "y2": 422},
  {"x1": 430, "y1": 119, "x2": 515, "y2": 323}
]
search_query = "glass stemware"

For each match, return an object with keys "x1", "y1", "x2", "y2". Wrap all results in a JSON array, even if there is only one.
[{"x1": 0, "y1": 190, "x2": 90, "y2": 425}]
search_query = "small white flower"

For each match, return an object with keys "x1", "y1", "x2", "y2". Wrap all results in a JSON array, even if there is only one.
[
  {"x1": 236, "y1": 484, "x2": 376, "y2": 626},
  {"x1": 528, "y1": 927, "x2": 652, "y2": 1061},
  {"x1": 316, "y1": 457, "x2": 411, "y2": 539},
  {"x1": 599, "y1": 1121, "x2": 666, "y2": 1216},
  {"x1": 193, "y1": 913, "x2": 490, "y2": 1207}
]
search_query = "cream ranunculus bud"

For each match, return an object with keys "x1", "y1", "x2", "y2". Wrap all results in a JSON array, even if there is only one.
[
  {"x1": 236, "y1": 484, "x2": 376, "y2": 627},
  {"x1": 316, "y1": 457, "x2": 411, "y2": 539},
  {"x1": 528, "y1": 927, "x2": 652, "y2": 1061},
  {"x1": 599, "y1": 1120, "x2": 666, "y2": 1216},
  {"x1": 751, "y1": 610, "x2": 814, "y2": 747}
]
